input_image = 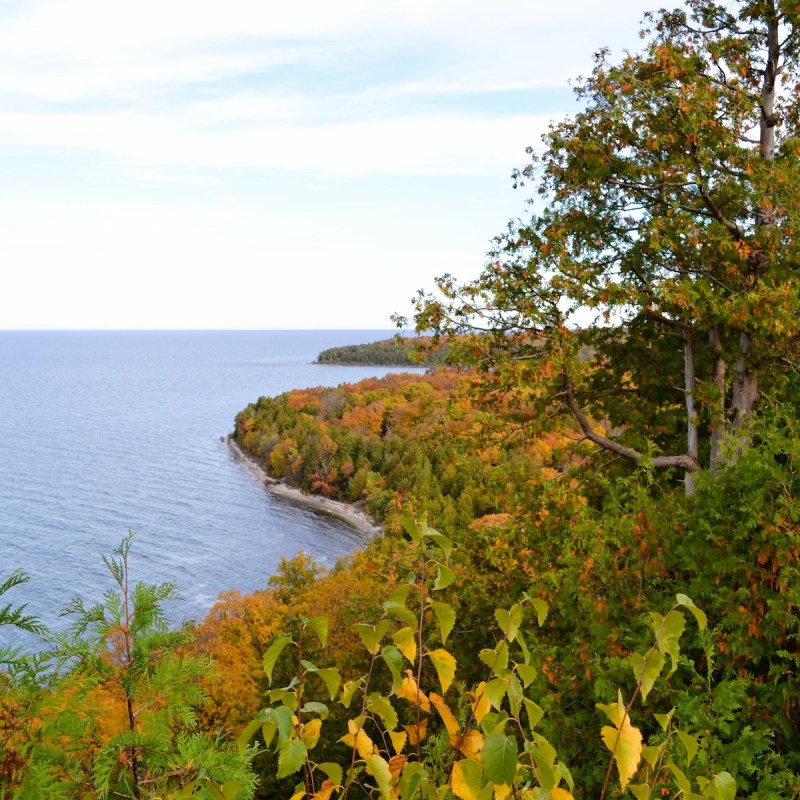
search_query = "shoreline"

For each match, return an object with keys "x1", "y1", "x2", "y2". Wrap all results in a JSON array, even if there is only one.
[{"x1": 226, "y1": 436, "x2": 382, "y2": 539}]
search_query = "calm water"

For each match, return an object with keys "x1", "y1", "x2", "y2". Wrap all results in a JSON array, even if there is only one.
[{"x1": 0, "y1": 330, "x2": 420, "y2": 649}]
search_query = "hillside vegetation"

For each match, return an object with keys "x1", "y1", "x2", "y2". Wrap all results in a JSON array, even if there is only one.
[{"x1": 2, "y1": 2, "x2": 800, "y2": 799}]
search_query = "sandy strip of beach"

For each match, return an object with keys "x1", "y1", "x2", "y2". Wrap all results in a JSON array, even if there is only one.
[{"x1": 227, "y1": 437, "x2": 382, "y2": 539}]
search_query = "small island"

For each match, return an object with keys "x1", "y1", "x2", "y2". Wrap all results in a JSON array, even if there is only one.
[{"x1": 314, "y1": 336, "x2": 442, "y2": 366}]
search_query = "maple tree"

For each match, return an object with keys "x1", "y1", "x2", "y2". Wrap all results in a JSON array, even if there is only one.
[{"x1": 409, "y1": 0, "x2": 800, "y2": 493}]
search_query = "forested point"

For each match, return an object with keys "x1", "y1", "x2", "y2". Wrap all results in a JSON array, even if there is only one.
[
  {"x1": 314, "y1": 336, "x2": 443, "y2": 367},
  {"x1": 3, "y1": 2, "x2": 800, "y2": 798}
]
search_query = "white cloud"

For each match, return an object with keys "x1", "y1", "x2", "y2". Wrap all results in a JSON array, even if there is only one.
[{"x1": 0, "y1": 0, "x2": 661, "y2": 328}]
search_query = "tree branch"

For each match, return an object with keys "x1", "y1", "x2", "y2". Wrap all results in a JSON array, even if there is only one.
[{"x1": 563, "y1": 372, "x2": 699, "y2": 472}]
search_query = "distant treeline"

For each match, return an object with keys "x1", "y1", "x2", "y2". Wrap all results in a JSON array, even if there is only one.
[{"x1": 314, "y1": 336, "x2": 444, "y2": 366}]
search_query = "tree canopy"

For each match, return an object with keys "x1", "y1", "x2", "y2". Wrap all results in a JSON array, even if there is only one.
[{"x1": 410, "y1": 0, "x2": 800, "y2": 493}]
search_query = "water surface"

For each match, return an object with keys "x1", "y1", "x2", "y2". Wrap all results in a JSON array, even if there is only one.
[{"x1": 0, "y1": 330, "x2": 421, "y2": 648}]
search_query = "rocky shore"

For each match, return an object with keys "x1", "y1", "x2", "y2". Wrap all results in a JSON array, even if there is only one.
[{"x1": 226, "y1": 436, "x2": 382, "y2": 539}]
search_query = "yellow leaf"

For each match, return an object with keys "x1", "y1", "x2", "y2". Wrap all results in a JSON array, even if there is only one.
[
  {"x1": 452, "y1": 760, "x2": 483, "y2": 800},
  {"x1": 601, "y1": 722, "x2": 643, "y2": 790},
  {"x1": 312, "y1": 781, "x2": 335, "y2": 800},
  {"x1": 430, "y1": 692, "x2": 460, "y2": 735},
  {"x1": 467, "y1": 682, "x2": 491, "y2": 724},
  {"x1": 393, "y1": 626, "x2": 417, "y2": 664},
  {"x1": 300, "y1": 718, "x2": 322, "y2": 749},
  {"x1": 341, "y1": 719, "x2": 376, "y2": 759},
  {"x1": 388, "y1": 754, "x2": 408, "y2": 777},
  {"x1": 403, "y1": 719, "x2": 428, "y2": 745},
  {"x1": 494, "y1": 783, "x2": 511, "y2": 800},
  {"x1": 290, "y1": 791, "x2": 305, "y2": 800},
  {"x1": 389, "y1": 730, "x2": 407, "y2": 755},
  {"x1": 428, "y1": 649, "x2": 457, "y2": 693},
  {"x1": 397, "y1": 671, "x2": 431, "y2": 712},
  {"x1": 450, "y1": 730, "x2": 484, "y2": 762},
  {"x1": 552, "y1": 789, "x2": 575, "y2": 800}
]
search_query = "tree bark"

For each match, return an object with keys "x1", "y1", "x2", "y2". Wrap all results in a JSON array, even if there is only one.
[
  {"x1": 708, "y1": 327, "x2": 726, "y2": 472},
  {"x1": 684, "y1": 331, "x2": 699, "y2": 495},
  {"x1": 728, "y1": 6, "x2": 779, "y2": 453}
]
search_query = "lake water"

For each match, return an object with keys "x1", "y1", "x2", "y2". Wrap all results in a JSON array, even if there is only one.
[{"x1": 0, "y1": 330, "x2": 421, "y2": 650}]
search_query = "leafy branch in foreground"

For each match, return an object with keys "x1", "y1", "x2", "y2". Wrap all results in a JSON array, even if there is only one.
[
  {"x1": 243, "y1": 515, "x2": 732, "y2": 800},
  {"x1": 14, "y1": 532, "x2": 256, "y2": 800},
  {"x1": 0, "y1": 570, "x2": 45, "y2": 677}
]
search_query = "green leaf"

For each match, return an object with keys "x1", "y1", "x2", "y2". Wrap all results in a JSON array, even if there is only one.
[
  {"x1": 367, "y1": 693, "x2": 398, "y2": 731},
  {"x1": 300, "y1": 701, "x2": 330, "y2": 720},
  {"x1": 479, "y1": 640, "x2": 509, "y2": 674},
  {"x1": 558, "y1": 762, "x2": 575, "y2": 793},
  {"x1": 356, "y1": 620, "x2": 393, "y2": 655},
  {"x1": 628, "y1": 650, "x2": 665, "y2": 701},
  {"x1": 305, "y1": 616, "x2": 329, "y2": 648},
  {"x1": 654, "y1": 708, "x2": 674, "y2": 731},
  {"x1": 269, "y1": 705, "x2": 295, "y2": 744},
  {"x1": 261, "y1": 721, "x2": 277, "y2": 748},
  {"x1": 237, "y1": 718, "x2": 262, "y2": 756},
  {"x1": 484, "y1": 678, "x2": 508, "y2": 710},
  {"x1": 366, "y1": 754, "x2": 393, "y2": 799},
  {"x1": 676, "y1": 594, "x2": 707, "y2": 631},
  {"x1": 712, "y1": 772, "x2": 736, "y2": 800},
  {"x1": 425, "y1": 531, "x2": 453, "y2": 559},
  {"x1": 650, "y1": 610, "x2": 686, "y2": 675},
  {"x1": 494, "y1": 605, "x2": 523, "y2": 641},
  {"x1": 523, "y1": 698, "x2": 543, "y2": 731},
  {"x1": 668, "y1": 761, "x2": 692, "y2": 793},
  {"x1": 482, "y1": 733, "x2": 517, "y2": 785},
  {"x1": 382, "y1": 645, "x2": 404, "y2": 694},
  {"x1": 642, "y1": 744, "x2": 662, "y2": 767},
  {"x1": 383, "y1": 601, "x2": 418, "y2": 627},
  {"x1": 277, "y1": 738, "x2": 307, "y2": 779},
  {"x1": 433, "y1": 564, "x2": 456, "y2": 590},
  {"x1": 428, "y1": 648, "x2": 457, "y2": 693},
  {"x1": 263, "y1": 634, "x2": 293, "y2": 685},
  {"x1": 221, "y1": 782, "x2": 241, "y2": 800},
  {"x1": 529, "y1": 597, "x2": 549, "y2": 626},
  {"x1": 315, "y1": 668, "x2": 341, "y2": 701},
  {"x1": 399, "y1": 762, "x2": 426, "y2": 799},
  {"x1": 269, "y1": 687, "x2": 298, "y2": 710},
  {"x1": 389, "y1": 584, "x2": 413, "y2": 607},
  {"x1": 629, "y1": 784, "x2": 650, "y2": 800},
  {"x1": 205, "y1": 784, "x2": 225, "y2": 800},
  {"x1": 515, "y1": 663, "x2": 536, "y2": 688},
  {"x1": 432, "y1": 601, "x2": 456, "y2": 644},
  {"x1": 677, "y1": 730, "x2": 699, "y2": 765},
  {"x1": 527, "y1": 741, "x2": 556, "y2": 791},
  {"x1": 317, "y1": 762, "x2": 344, "y2": 788},
  {"x1": 341, "y1": 677, "x2": 364, "y2": 709},
  {"x1": 401, "y1": 515, "x2": 422, "y2": 543}
]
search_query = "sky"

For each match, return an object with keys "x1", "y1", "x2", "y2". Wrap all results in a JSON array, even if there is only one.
[{"x1": 0, "y1": 0, "x2": 662, "y2": 330}]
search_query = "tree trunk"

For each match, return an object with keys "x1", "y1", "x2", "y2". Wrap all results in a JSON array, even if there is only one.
[
  {"x1": 684, "y1": 331, "x2": 699, "y2": 495},
  {"x1": 708, "y1": 327, "x2": 726, "y2": 472},
  {"x1": 727, "y1": 5, "x2": 779, "y2": 458}
]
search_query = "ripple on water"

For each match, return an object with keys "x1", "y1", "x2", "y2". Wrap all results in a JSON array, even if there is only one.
[{"x1": 0, "y1": 331, "x2": 418, "y2": 650}]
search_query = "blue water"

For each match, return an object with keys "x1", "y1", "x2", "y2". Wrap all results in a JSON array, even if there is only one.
[{"x1": 0, "y1": 330, "x2": 421, "y2": 649}]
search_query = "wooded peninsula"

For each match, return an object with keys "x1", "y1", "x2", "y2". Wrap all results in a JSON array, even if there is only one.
[{"x1": 2, "y1": 3, "x2": 800, "y2": 799}]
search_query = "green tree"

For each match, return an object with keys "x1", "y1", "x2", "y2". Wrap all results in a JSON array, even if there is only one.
[
  {"x1": 409, "y1": 0, "x2": 800, "y2": 494},
  {"x1": 17, "y1": 532, "x2": 255, "y2": 800}
]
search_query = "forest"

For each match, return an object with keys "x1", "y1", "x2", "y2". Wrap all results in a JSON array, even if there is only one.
[
  {"x1": 314, "y1": 338, "x2": 441, "y2": 367},
  {"x1": 2, "y1": 1, "x2": 800, "y2": 798}
]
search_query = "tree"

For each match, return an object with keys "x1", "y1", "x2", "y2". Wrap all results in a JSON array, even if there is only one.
[
  {"x1": 409, "y1": 0, "x2": 800, "y2": 493},
  {"x1": 16, "y1": 532, "x2": 256, "y2": 800}
]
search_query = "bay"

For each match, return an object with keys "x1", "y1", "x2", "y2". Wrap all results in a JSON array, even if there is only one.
[{"x1": 0, "y1": 330, "x2": 422, "y2": 650}]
